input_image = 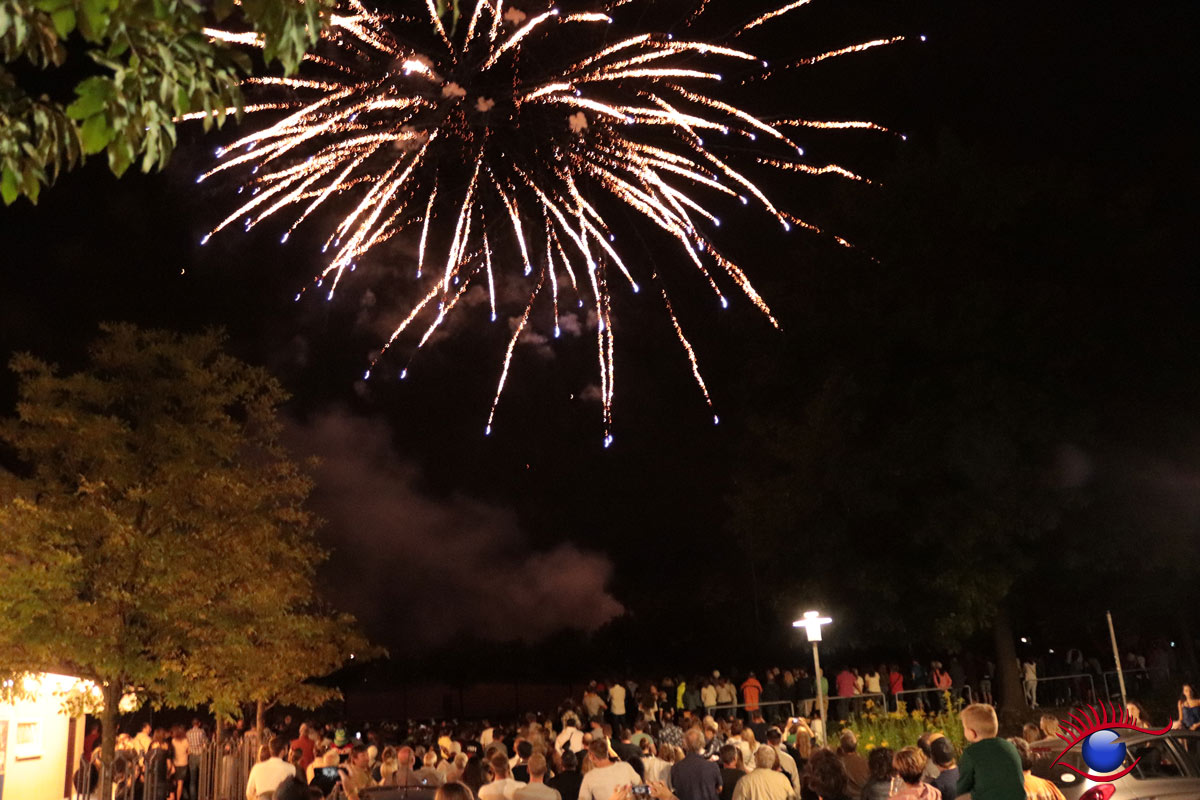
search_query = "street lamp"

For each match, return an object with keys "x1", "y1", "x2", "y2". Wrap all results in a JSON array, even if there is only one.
[{"x1": 794, "y1": 610, "x2": 832, "y2": 746}]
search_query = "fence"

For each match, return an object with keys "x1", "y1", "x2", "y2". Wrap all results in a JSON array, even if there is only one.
[
  {"x1": 70, "y1": 738, "x2": 258, "y2": 800},
  {"x1": 1102, "y1": 668, "x2": 1151, "y2": 701},
  {"x1": 892, "y1": 685, "x2": 973, "y2": 712},
  {"x1": 1024, "y1": 673, "x2": 1097, "y2": 708},
  {"x1": 707, "y1": 699, "x2": 796, "y2": 720}
]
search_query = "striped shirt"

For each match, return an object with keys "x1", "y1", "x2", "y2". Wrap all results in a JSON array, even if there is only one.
[{"x1": 186, "y1": 727, "x2": 208, "y2": 752}]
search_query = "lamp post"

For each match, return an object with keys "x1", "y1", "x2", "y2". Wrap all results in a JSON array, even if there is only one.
[{"x1": 794, "y1": 610, "x2": 832, "y2": 746}]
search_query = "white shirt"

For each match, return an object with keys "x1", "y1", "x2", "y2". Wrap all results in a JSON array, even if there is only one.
[
  {"x1": 643, "y1": 756, "x2": 673, "y2": 788},
  {"x1": 556, "y1": 727, "x2": 585, "y2": 754},
  {"x1": 578, "y1": 761, "x2": 641, "y2": 800},
  {"x1": 245, "y1": 757, "x2": 296, "y2": 799},
  {"x1": 701, "y1": 686, "x2": 718, "y2": 708},
  {"x1": 772, "y1": 746, "x2": 800, "y2": 795},
  {"x1": 479, "y1": 778, "x2": 528, "y2": 800},
  {"x1": 610, "y1": 684, "x2": 627, "y2": 716},
  {"x1": 864, "y1": 673, "x2": 882, "y2": 694}
]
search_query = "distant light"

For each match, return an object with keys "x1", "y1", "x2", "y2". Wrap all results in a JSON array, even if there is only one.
[
  {"x1": 1171, "y1": 641, "x2": 1176, "y2": 647},
  {"x1": 400, "y1": 368, "x2": 408, "y2": 379},
  {"x1": 350, "y1": 653, "x2": 356, "y2": 659},
  {"x1": 713, "y1": 414, "x2": 720, "y2": 425},
  {"x1": 1020, "y1": 637, "x2": 1028, "y2": 643},
  {"x1": 719, "y1": 296, "x2": 728, "y2": 309},
  {"x1": 919, "y1": 34, "x2": 927, "y2": 42},
  {"x1": 1048, "y1": 649, "x2": 1055, "y2": 654},
  {"x1": 363, "y1": 370, "x2": 371, "y2": 380}
]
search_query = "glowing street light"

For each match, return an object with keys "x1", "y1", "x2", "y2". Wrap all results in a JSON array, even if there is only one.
[{"x1": 794, "y1": 610, "x2": 832, "y2": 745}]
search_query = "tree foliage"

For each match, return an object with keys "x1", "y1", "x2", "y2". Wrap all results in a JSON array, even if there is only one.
[
  {"x1": 0, "y1": 323, "x2": 368, "y2": 793},
  {"x1": 0, "y1": 0, "x2": 330, "y2": 204}
]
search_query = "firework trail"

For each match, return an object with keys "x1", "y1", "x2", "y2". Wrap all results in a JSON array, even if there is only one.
[{"x1": 193, "y1": 0, "x2": 906, "y2": 444}]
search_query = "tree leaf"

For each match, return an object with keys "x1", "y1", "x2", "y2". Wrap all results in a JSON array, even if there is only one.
[{"x1": 79, "y1": 113, "x2": 114, "y2": 154}]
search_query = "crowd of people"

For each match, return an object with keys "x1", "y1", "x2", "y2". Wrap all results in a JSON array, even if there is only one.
[
  {"x1": 218, "y1": 700, "x2": 1070, "y2": 800},
  {"x1": 78, "y1": 649, "x2": 1190, "y2": 800}
]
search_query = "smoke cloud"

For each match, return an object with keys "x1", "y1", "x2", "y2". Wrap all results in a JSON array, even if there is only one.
[{"x1": 292, "y1": 410, "x2": 623, "y2": 646}]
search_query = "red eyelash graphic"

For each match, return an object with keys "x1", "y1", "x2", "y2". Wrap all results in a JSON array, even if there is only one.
[{"x1": 1051, "y1": 702, "x2": 1174, "y2": 781}]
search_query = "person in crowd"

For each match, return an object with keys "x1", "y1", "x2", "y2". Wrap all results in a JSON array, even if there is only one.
[
  {"x1": 803, "y1": 749, "x2": 852, "y2": 800},
  {"x1": 583, "y1": 686, "x2": 609, "y2": 723},
  {"x1": 926, "y1": 738, "x2": 958, "y2": 800},
  {"x1": 670, "y1": 728, "x2": 722, "y2": 800},
  {"x1": 246, "y1": 736, "x2": 296, "y2": 800},
  {"x1": 888, "y1": 748, "x2": 939, "y2": 800},
  {"x1": 338, "y1": 744, "x2": 374, "y2": 800},
  {"x1": 1178, "y1": 684, "x2": 1200, "y2": 731},
  {"x1": 642, "y1": 739, "x2": 673, "y2": 786},
  {"x1": 1004, "y1": 739, "x2": 1063, "y2": 800},
  {"x1": 391, "y1": 745, "x2": 419, "y2": 787},
  {"x1": 1125, "y1": 701, "x2": 1150, "y2": 729},
  {"x1": 728, "y1": 720, "x2": 753, "y2": 769},
  {"x1": 549, "y1": 750, "x2": 584, "y2": 800},
  {"x1": 1021, "y1": 660, "x2": 1038, "y2": 709},
  {"x1": 766, "y1": 727, "x2": 800, "y2": 796},
  {"x1": 860, "y1": 748, "x2": 895, "y2": 800},
  {"x1": 702, "y1": 718, "x2": 724, "y2": 760},
  {"x1": 955, "y1": 704, "x2": 1024, "y2": 800},
  {"x1": 418, "y1": 748, "x2": 448, "y2": 787},
  {"x1": 514, "y1": 741, "x2": 535, "y2": 783},
  {"x1": 187, "y1": 718, "x2": 208, "y2": 799},
  {"x1": 611, "y1": 681, "x2": 629, "y2": 729},
  {"x1": 835, "y1": 670, "x2": 857, "y2": 721},
  {"x1": 836, "y1": 731, "x2": 868, "y2": 798},
  {"x1": 515, "y1": 753, "x2": 563, "y2": 800},
  {"x1": 731, "y1": 747, "x2": 794, "y2": 800},
  {"x1": 863, "y1": 668, "x2": 883, "y2": 702},
  {"x1": 661, "y1": 712, "x2": 685, "y2": 750},
  {"x1": 170, "y1": 724, "x2": 189, "y2": 800},
  {"x1": 462, "y1": 757, "x2": 490, "y2": 797},
  {"x1": 440, "y1": 783, "x2": 479, "y2": 800},
  {"x1": 135, "y1": 722, "x2": 154, "y2": 756},
  {"x1": 703, "y1": 682, "x2": 719, "y2": 718},
  {"x1": 374, "y1": 746, "x2": 397, "y2": 784},
  {"x1": 1020, "y1": 725, "x2": 1041, "y2": 748},
  {"x1": 615, "y1": 729, "x2": 646, "y2": 779},
  {"x1": 290, "y1": 722, "x2": 315, "y2": 771},
  {"x1": 579, "y1": 738, "x2": 641, "y2": 800},
  {"x1": 915, "y1": 735, "x2": 939, "y2": 783},
  {"x1": 719, "y1": 745, "x2": 745, "y2": 800},
  {"x1": 632, "y1": 720, "x2": 653, "y2": 750},
  {"x1": 559, "y1": 716, "x2": 586, "y2": 754},
  {"x1": 480, "y1": 751, "x2": 529, "y2": 800}
]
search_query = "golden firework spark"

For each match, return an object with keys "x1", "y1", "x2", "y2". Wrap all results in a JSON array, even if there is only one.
[{"x1": 195, "y1": 0, "x2": 903, "y2": 444}]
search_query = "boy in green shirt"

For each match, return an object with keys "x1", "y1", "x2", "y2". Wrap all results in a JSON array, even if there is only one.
[{"x1": 955, "y1": 704, "x2": 1025, "y2": 800}]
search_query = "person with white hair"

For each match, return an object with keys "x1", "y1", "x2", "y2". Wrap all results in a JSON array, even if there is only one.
[{"x1": 730, "y1": 747, "x2": 794, "y2": 800}]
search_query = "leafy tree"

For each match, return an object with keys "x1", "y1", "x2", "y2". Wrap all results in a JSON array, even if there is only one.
[
  {"x1": 0, "y1": 323, "x2": 366, "y2": 798},
  {"x1": 0, "y1": 0, "x2": 330, "y2": 204}
]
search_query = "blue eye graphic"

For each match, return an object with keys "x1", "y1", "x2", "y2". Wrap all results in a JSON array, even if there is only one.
[{"x1": 1051, "y1": 702, "x2": 1173, "y2": 782}]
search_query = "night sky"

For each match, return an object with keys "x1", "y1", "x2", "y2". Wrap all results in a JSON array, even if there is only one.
[{"x1": 1, "y1": 0, "x2": 1196, "y2": 674}]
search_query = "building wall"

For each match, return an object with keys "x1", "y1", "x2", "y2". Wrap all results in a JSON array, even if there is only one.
[{"x1": 1, "y1": 674, "x2": 86, "y2": 800}]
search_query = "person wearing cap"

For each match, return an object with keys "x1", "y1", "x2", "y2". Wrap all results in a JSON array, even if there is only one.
[{"x1": 926, "y1": 738, "x2": 958, "y2": 800}]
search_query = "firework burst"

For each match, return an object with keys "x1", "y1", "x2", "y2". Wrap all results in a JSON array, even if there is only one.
[{"x1": 192, "y1": 0, "x2": 905, "y2": 444}]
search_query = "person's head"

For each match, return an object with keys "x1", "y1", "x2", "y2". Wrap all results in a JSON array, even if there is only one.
[
  {"x1": 683, "y1": 727, "x2": 706, "y2": 754},
  {"x1": 1126, "y1": 701, "x2": 1147, "y2": 722},
  {"x1": 350, "y1": 743, "x2": 369, "y2": 768},
  {"x1": 436, "y1": 782, "x2": 476, "y2": 800},
  {"x1": 1022, "y1": 723, "x2": 1041, "y2": 743},
  {"x1": 1007, "y1": 737, "x2": 1034, "y2": 772},
  {"x1": 517, "y1": 740, "x2": 533, "y2": 760},
  {"x1": 1184, "y1": 684, "x2": 1195, "y2": 701},
  {"x1": 489, "y1": 753, "x2": 511, "y2": 779},
  {"x1": 528, "y1": 753, "x2": 548, "y2": 781},
  {"x1": 639, "y1": 737, "x2": 654, "y2": 756},
  {"x1": 398, "y1": 745, "x2": 415, "y2": 766},
  {"x1": 141, "y1": 723, "x2": 151, "y2": 735},
  {"x1": 560, "y1": 750, "x2": 578, "y2": 772},
  {"x1": 425, "y1": 750, "x2": 440, "y2": 768},
  {"x1": 730, "y1": 719, "x2": 744, "y2": 737},
  {"x1": 172, "y1": 724, "x2": 186, "y2": 740},
  {"x1": 960, "y1": 703, "x2": 999, "y2": 743},
  {"x1": 929, "y1": 737, "x2": 956, "y2": 769},
  {"x1": 192, "y1": 718, "x2": 202, "y2": 729},
  {"x1": 754, "y1": 747, "x2": 777, "y2": 770},
  {"x1": 766, "y1": 727, "x2": 782, "y2": 746},
  {"x1": 258, "y1": 744, "x2": 271, "y2": 762},
  {"x1": 720, "y1": 744, "x2": 739, "y2": 767},
  {"x1": 892, "y1": 747, "x2": 926, "y2": 785},
  {"x1": 289, "y1": 748, "x2": 304, "y2": 768},
  {"x1": 587, "y1": 738, "x2": 610, "y2": 765},
  {"x1": 270, "y1": 736, "x2": 289, "y2": 758},
  {"x1": 1039, "y1": 715, "x2": 1060, "y2": 739},
  {"x1": 381, "y1": 746, "x2": 397, "y2": 763},
  {"x1": 867, "y1": 747, "x2": 894, "y2": 782},
  {"x1": 805, "y1": 749, "x2": 849, "y2": 800},
  {"x1": 838, "y1": 729, "x2": 857, "y2": 754}
]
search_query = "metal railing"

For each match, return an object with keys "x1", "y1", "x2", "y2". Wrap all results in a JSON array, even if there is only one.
[
  {"x1": 1102, "y1": 668, "x2": 1151, "y2": 701},
  {"x1": 892, "y1": 686, "x2": 974, "y2": 711},
  {"x1": 71, "y1": 738, "x2": 260, "y2": 800},
  {"x1": 707, "y1": 699, "x2": 796, "y2": 719},
  {"x1": 1021, "y1": 673, "x2": 1097, "y2": 707}
]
